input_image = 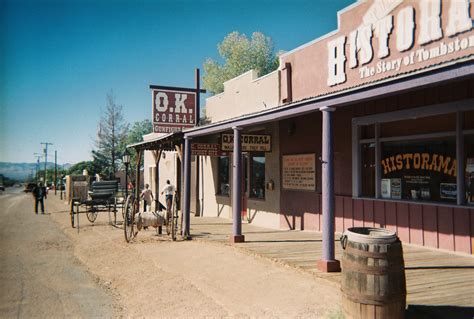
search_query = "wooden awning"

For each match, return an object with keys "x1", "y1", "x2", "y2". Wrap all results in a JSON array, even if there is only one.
[{"x1": 127, "y1": 132, "x2": 184, "y2": 152}]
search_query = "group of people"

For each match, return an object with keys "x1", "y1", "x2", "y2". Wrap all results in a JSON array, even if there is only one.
[
  {"x1": 141, "y1": 179, "x2": 175, "y2": 214},
  {"x1": 31, "y1": 179, "x2": 176, "y2": 215}
]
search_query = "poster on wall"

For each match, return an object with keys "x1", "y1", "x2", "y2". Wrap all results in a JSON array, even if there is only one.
[
  {"x1": 381, "y1": 179, "x2": 391, "y2": 198},
  {"x1": 282, "y1": 154, "x2": 316, "y2": 191},
  {"x1": 390, "y1": 178, "x2": 402, "y2": 199},
  {"x1": 440, "y1": 183, "x2": 457, "y2": 200}
]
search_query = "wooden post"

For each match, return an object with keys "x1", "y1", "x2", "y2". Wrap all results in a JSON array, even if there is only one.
[
  {"x1": 135, "y1": 149, "x2": 142, "y2": 213},
  {"x1": 317, "y1": 107, "x2": 340, "y2": 272},
  {"x1": 195, "y1": 68, "x2": 201, "y2": 217},
  {"x1": 183, "y1": 137, "x2": 192, "y2": 239},
  {"x1": 231, "y1": 126, "x2": 245, "y2": 243}
]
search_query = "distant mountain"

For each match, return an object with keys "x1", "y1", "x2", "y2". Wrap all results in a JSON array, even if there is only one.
[{"x1": 0, "y1": 162, "x2": 72, "y2": 182}]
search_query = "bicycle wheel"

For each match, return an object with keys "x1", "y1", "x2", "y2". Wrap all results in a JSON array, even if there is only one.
[{"x1": 123, "y1": 195, "x2": 135, "y2": 243}]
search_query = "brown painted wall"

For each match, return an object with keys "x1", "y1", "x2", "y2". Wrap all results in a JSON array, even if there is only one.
[
  {"x1": 279, "y1": 0, "x2": 474, "y2": 104},
  {"x1": 279, "y1": 78, "x2": 474, "y2": 254}
]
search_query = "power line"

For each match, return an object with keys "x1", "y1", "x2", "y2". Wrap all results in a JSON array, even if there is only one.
[{"x1": 40, "y1": 142, "x2": 53, "y2": 184}]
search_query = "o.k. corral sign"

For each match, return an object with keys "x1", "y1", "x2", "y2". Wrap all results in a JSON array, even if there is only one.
[
  {"x1": 152, "y1": 89, "x2": 197, "y2": 133},
  {"x1": 221, "y1": 134, "x2": 272, "y2": 152}
]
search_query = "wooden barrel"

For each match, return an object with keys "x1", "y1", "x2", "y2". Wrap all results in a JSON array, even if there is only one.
[{"x1": 340, "y1": 227, "x2": 406, "y2": 319}]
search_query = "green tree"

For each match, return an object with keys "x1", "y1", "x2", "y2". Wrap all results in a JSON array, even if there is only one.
[
  {"x1": 202, "y1": 31, "x2": 281, "y2": 94},
  {"x1": 67, "y1": 161, "x2": 96, "y2": 176},
  {"x1": 124, "y1": 119, "x2": 153, "y2": 170},
  {"x1": 93, "y1": 92, "x2": 129, "y2": 179}
]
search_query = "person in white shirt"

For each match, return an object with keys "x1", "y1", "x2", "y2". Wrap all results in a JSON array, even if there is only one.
[
  {"x1": 161, "y1": 180, "x2": 175, "y2": 216},
  {"x1": 140, "y1": 184, "x2": 154, "y2": 212}
]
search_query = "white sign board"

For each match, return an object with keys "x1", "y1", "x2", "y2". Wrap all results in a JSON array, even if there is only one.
[{"x1": 282, "y1": 154, "x2": 316, "y2": 191}]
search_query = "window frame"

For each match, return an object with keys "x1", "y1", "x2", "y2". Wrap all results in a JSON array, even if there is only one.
[{"x1": 352, "y1": 100, "x2": 474, "y2": 206}]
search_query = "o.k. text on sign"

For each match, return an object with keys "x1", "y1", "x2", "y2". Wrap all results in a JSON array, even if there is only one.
[{"x1": 152, "y1": 89, "x2": 197, "y2": 133}]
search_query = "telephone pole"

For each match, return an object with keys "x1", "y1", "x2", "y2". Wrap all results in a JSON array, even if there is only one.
[
  {"x1": 41, "y1": 142, "x2": 53, "y2": 184},
  {"x1": 34, "y1": 153, "x2": 42, "y2": 182},
  {"x1": 54, "y1": 150, "x2": 57, "y2": 195}
]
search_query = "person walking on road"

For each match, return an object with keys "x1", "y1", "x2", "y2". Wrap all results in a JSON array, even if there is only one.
[
  {"x1": 140, "y1": 184, "x2": 154, "y2": 212},
  {"x1": 161, "y1": 180, "x2": 175, "y2": 218},
  {"x1": 32, "y1": 182, "x2": 47, "y2": 214}
]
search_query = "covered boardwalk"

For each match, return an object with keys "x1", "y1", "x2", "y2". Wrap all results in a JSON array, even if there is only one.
[
  {"x1": 179, "y1": 61, "x2": 474, "y2": 272},
  {"x1": 188, "y1": 216, "x2": 474, "y2": 318}
]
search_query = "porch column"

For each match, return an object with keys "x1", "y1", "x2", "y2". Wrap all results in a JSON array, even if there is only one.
[
  {"x1": 231, "y1": 126, "x2": 245, "y2": 243},
  {"x1": 183, "y1": 136, "x2": 192, "y2": 239},
  {"x1": 317, "y1": 107, "x2": 341, "y2": 272}
]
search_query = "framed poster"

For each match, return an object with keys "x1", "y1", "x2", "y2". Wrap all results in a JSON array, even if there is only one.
[
  {"x1": 381, "y1": 179, "x2": 391, "y2": 198},
  {"x1": 440, "y1": 183, "x2": 457, "y2": 200},
  {"x1": 282, "y1": 154, "x2": 316, "y2": 191},
  {"x1": 390, "y1": 178, "x2": 402, "y2": 199}
]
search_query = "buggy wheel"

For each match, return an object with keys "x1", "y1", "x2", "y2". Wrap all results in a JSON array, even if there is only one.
[
  {"x1": 171, "y1": 198, "x2": 179, "y2": 241},
  {"x1": 124, "y1": 195, "x2": 135, "y2": 243},
  {"x1": 86, "y1": 208, "x2": 98, "y2": 223},
  {"x1": 166, "y1": 210, "x2": 171, "y2": 236},
  {"x1": 70, "y1": 199, "x2": 75, "y2": 228}
]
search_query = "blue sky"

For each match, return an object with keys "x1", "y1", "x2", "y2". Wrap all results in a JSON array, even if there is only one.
[{"x1": 1, "y1": 0, "x2": 354, "y2": 164}]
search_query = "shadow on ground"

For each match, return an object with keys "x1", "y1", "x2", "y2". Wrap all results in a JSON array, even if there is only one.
[{"x1": 406, "y1": 305, "x2": 474, "y2": 319}]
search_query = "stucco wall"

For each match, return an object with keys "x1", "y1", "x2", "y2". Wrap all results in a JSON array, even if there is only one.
[
  {"x1": 201, "y1": 122, "x2": 281, "y2": 229},
  {"x1": 205, "y1": 69, "x2": 280, "y2": 123},
  {"x1": 142, "y1": 132, "x2": 179, "y2": 211}
]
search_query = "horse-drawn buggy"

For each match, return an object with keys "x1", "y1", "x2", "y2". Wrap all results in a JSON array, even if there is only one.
[{"x1": 70, "y1": 180, "x2": 123, "y2": 229}]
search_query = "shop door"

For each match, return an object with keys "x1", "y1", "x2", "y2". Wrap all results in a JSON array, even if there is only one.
[{"x1": 242, "y1": 153, "x2": 248, "y2": 219}]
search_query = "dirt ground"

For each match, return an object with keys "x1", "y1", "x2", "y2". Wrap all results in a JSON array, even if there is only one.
[
  {"x1": 0, "y1": 188, "x2": 119, "y2": 318},
  {"x1": 1, "y1": 189, "x2": 343, "y2": 318}
]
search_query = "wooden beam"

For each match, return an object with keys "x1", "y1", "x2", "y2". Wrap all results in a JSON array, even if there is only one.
[
  {"x1": 149, "y1": 84, "x2": 206, "y2": 94},
  {"x1": 175, "y1": 145, "x2": 182, "y2": 162}
]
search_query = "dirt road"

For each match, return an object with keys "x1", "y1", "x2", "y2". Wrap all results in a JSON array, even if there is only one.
[
  {"x1": 1, "y1": 188, "x2": 342, "y2": 318},
  {"x1": 0, "y1": 187, "x2": 119, "y2": 318}
]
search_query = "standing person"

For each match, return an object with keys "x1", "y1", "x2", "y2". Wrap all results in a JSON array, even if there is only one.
[
  {"x1": 161, "y1": 180, "x2": 175, "y2": 217},
  {"x1": 140, "y1": 184, "x2": 154, "y2": 212},
  {"x1": 32, "y1": 182, "x2": 47, "y2": 214}
]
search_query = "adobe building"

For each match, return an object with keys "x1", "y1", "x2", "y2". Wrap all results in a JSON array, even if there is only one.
[{"x1": 142, "y1": 0, "x2": 474, "y2": 266}]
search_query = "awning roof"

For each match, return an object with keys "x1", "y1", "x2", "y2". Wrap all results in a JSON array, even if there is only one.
[
  {"x1": 127, "y1": 132, "x2": 184, "y2": 151},
  {"x1": 184, "y1": 61, "x2": 473, "y2": 138}
]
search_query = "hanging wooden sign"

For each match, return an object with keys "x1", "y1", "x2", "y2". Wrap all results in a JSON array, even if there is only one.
[
  {"x1": 152, "y1": 89, "x2": 197, "y2": 133},
  {"x1": 221, "y1": 133, "x2": 272, "y2": 152},
  {"x1": 191, "y1": 143, "x2": 227, "y2": 157}
]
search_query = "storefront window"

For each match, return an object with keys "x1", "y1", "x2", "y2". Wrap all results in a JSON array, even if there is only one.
[
  {"x1": 466, "y1": 135, "x2": 474, "y2": 205},
  {"x1": 380, "y1": 138, "x2": 456, "y2": 203},
  {"x1": 217, "y1": 156, "x2": 229, "y2": 196},
  {"x1": 249, "y1": 153, "x2": 265, "y2": 199}
]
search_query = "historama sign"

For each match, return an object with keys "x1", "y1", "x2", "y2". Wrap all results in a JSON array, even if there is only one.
[
  {"x1": 152, "y1": 89, "x2": 197, "y2": 133},
  {"x1": 279, "y1": 0, "x2": 474, "y2": 102}
]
